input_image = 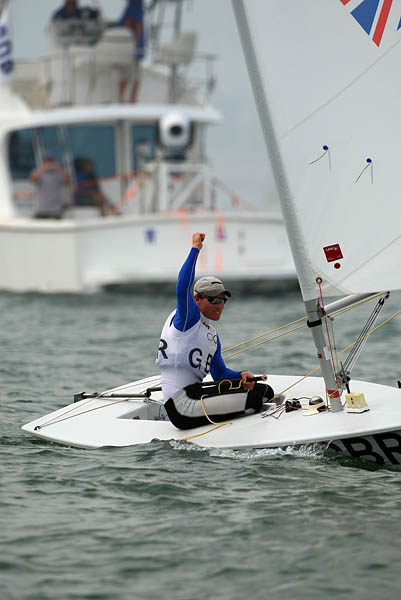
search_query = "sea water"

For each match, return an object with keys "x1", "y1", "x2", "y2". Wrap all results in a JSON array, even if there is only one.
[{"x1": 1, "y1": 289, "x2": 401, "y2": 600}]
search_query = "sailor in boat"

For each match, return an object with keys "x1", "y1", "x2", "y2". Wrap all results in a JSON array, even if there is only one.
[
  {"x1": 156, "y1": 232, "x2": 275, "y2": 429},
  {"x1": 29, "y1": 154, "x2": 71, "y2": 220}
]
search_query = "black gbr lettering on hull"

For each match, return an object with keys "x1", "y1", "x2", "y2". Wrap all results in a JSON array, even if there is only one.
[{"x1": 327, "y1": 431, "x2": 401, "y2": 466}]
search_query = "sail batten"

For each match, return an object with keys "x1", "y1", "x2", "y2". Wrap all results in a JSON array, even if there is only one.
[
  {"x1": 280, "y1": 34, "x2": 401, "y2": 142},
  {"x1": 232, "y1": 0, "x2": 401, "y2": 301}
]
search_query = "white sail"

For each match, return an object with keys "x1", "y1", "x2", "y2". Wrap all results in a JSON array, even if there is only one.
[{"x1": 232, "y1": 0, "x2": 401, "y2": 301}]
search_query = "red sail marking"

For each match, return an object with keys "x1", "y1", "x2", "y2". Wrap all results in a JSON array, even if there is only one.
[
  {"x1": 323, "y1": 244, "x2": 343, "y2": 263},
  {"x1": 373, "y1": 0, "x2": 393, "y2": 46}
]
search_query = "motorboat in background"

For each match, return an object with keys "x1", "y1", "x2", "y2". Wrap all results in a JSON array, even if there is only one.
[{"x1": 0, "y1": 0, "x2": 296, "y2": 293}]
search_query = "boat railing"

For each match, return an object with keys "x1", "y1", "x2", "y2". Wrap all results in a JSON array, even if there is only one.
[
  {"x1": 12, "y1": 161, "x2": 255, "y2": 219},
  {"x1": 121, "y1": 160, "x2": 256, "y2": 214},
  {"x1": 13, "y1": 24, "x2": 217, "y2": 109}
]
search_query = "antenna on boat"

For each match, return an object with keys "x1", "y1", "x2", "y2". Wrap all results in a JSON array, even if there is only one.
[
  {"x1": 169, "y1": 0, "x2": 183, "y2": 102},
  {"x1": 148, "y1": 0, "x2": 193, "y2": 103}
]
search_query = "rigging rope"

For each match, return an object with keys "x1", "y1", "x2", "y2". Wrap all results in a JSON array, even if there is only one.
[
  {"x1": 176, "y1": 397, "x2": 232, "y2": 441},
  {"x1": 34, "y1": 377, "x2": 162, "y2": 431},
  {"x1": 34, "y1": 397, "x2": 130, "y2": 431},
  {"x1": 223, "y1": 323, "x2": 307, "y2": 359},
  {"x1": 222, "y1": 315, "x2": 307, "y2": 354},
  {"x1": 177, "y1": 379, "x2": 243, "y2": 441},
  {"x1": 176, "y1": 303, "x2": 401, "y2": 438},
  {"x1": 341, "y1": 294, "x2": 389, "y2": 375},
  {"x1": 270, "y1": 307, "x2": 401, "y2": 401},
  {"x1": 222, "y1": 291, "x2": 388, "y2": 359},
  {"x1": 35, "y1": 296, "x2": 401, "y2": 431}
]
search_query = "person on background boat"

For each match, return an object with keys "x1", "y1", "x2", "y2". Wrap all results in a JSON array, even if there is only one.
[
  {"x1": 74, "y1": 157, "x2": 120, "y2": 217},
  {"x1": 29, "y1": 154, "x2": 71, "y2": 220},
  {"x1": 112, "y1": 0, "x2": 145, "y2": 103},
  {"x1": 52, "y1": 0, "x2": 82, "y2": 20},
  {"x1": 156, "y1": 232, "x2": 274, "y2": 429}
]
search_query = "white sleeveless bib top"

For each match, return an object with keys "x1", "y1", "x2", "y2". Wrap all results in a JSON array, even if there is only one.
[{"x1": 155, "y1": 310, "x2": 218, "y2": 401}]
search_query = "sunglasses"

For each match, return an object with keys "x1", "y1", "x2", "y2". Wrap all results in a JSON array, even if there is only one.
[{"x1": 201, "y1": 294, "x2": 228, "y2": 305}]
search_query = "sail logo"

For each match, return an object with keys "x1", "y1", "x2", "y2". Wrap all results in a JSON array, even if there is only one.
[{"x1": 340, "y1": 0, "x2": 400, "y2": 47}]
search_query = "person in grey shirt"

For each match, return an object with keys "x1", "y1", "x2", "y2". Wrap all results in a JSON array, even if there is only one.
[{"x1": 30, "y1": 155, "x2": 71, "y2": 219}]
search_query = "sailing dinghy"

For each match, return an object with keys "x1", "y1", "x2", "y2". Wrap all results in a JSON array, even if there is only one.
[{"x1": 22, "y1": 1, "x2": 401, "y2": 465}]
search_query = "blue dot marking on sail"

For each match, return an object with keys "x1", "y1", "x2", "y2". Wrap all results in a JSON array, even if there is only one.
[
  {"x1": 309, "y1": 145, "x2": 330, "y2": 168},
  {"x1": 355, "y1": 157, "x2": 374, "y2": 183}
]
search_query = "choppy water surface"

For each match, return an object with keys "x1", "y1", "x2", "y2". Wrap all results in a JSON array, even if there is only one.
[{"x1": 1, "y1": 290, "x2": 401, "y2": 600}]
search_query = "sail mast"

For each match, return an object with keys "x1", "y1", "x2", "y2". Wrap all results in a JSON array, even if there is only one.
[{"x1": 232, "y1": 0, "x2": 342, "y2": 410}]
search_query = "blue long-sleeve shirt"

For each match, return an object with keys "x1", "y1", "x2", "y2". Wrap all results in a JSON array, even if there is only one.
[
  {"x1": 119, "y1": 0, "x2": 145, "y2": 60},
  {"x1": 173, "y1": 247, "x2": 241, "y2": 382}
]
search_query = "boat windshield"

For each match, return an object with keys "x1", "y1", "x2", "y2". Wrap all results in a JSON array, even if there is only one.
[
  {"x1": 8, "y1": 121, "x2": 160, "y2": 217},
  {"x1": 9, "y1": 124, "x2": 116, "y2": 181}
]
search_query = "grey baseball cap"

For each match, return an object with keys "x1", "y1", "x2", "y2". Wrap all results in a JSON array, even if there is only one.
[{"x1": 193, "y1": 276, "x2": 231, "y2": 298}]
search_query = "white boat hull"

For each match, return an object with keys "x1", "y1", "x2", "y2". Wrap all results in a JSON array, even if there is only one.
[
  {"x1": 0, "y1": 211, "x2": 295, "y2": 292},
  {"x1": 21, "y1": 374, "x2": 401, "y2": 466}
]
